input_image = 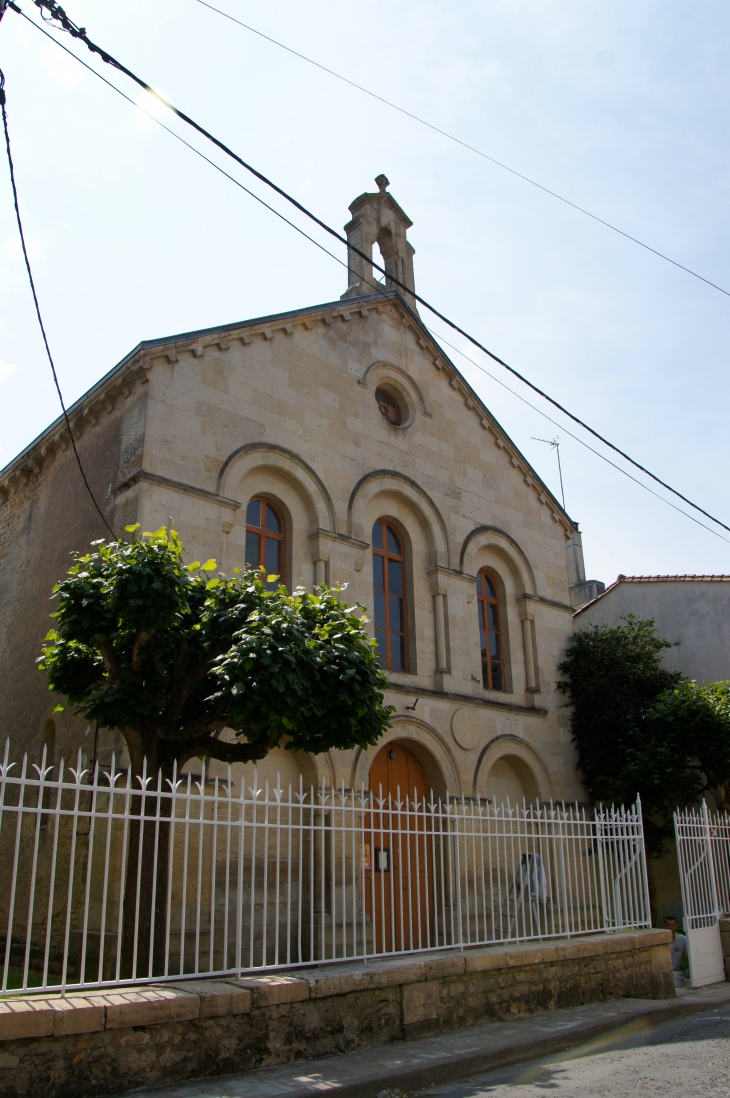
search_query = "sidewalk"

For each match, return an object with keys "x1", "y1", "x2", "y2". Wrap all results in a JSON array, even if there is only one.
[{"x1": 125, "y1": 982, "x2": 730, "y2": 1098}]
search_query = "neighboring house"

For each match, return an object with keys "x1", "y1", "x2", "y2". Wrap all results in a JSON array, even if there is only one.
[
  {"x1": 575, "y1": 574, "x2": 730, "y2": 683},
  {"x1": 0, "y1": 178, "x2": 596, "y2": 809}
]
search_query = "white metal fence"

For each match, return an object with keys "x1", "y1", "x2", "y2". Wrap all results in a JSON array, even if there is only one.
[
  {"x1": 0, "y1": 743, "x2": 650, "y2": 996},
  {"x1": 674, "y1": 803, "x2": 730, "y2": 987}
]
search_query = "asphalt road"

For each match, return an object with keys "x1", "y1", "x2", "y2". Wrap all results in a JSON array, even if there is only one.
[{"x1": 415, "y1": 1003, "x2": 730, "y2": 1097}]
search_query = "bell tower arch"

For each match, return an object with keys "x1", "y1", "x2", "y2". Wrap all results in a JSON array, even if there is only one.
[{"x1": 342, "y1": 174, "x2": 417, "y2": 311}]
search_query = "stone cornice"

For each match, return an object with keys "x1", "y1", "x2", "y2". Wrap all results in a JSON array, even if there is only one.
[
  {"x1": 113, "y1": 470, "x2": 241, "y2": 510},
  {"x1": 384, "y1": 681, "x2": 548, "y2": 717},
  {"x1": 308, "y1": 528, "x2": 370, "y2": 550},
  {"x1": 0, "y1": 289, "x2": 578, "y2": 540},
  {"x1": 141, "y1": 295, "x2": 389, "y2": 370},
  {"x1": 522, "y1": 592, "x2": 575, "y2": 614},
  {"x1": 0, "y1": 294, "x2": 388, "y2": 504},
  {"x1": 0, "y1": 360, "x2": 150, "y2": 503}
]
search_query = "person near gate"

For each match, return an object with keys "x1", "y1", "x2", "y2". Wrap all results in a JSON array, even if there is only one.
[{"x1": 664, "y1": 915, "x2": 688, "y2": 970}]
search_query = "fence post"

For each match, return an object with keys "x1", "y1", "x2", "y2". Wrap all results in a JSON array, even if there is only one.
[
  {"x1": 594, "y1": 804, "x2": 609, "y2": 932},
  {"x1": 702, "y1": 800, "x2": 721, "y2": 923},
  {"x1": 557, "y1": 805, "x2": 571, "y2": 937},
  {"x1": 454, "y1": 799, "x2": 463, "y2": 949},
  {"x1": 635, "y1": 794, "x2": 652, "y2": 927}
]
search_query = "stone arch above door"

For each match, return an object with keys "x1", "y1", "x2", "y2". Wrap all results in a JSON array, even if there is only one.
[
  {"x1": 183, "y1": 728, "x2": 327, "y2": 793},
  {"x1": 350, "y1": 716, "x2": 458, "y2": 799},
  {"x1": 473, "y1": 733, "x2": 552, "y2": 805}
]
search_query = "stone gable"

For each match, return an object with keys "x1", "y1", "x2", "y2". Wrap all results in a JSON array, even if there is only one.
[{"x1": 0, "y1": 186, "x2": 587, "y2": 810}]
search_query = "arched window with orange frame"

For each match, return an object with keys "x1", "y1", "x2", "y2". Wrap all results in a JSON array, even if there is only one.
[
  {"x1": 476, "y1": 569, "x2": 505, "y2": 691},
  {"x1": 372, "y1": 519, "x2": 409, "y2": 672},
  {"x1": 245, "y1": 497, "x2": 284, "y2": 590}
]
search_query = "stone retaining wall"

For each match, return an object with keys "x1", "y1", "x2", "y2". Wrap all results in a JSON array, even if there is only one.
[{"x1": 0, "y1": 929, "x2": 674, "y2": 1098}]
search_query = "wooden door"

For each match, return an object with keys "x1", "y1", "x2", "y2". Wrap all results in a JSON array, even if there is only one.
[{"x1": 365, "y1": 743, "x2": 432, "y2": 953}]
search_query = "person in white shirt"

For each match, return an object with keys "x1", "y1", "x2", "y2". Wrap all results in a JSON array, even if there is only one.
[{"x1": 665, "y1": 915, "x2": 688, "y2": 971}]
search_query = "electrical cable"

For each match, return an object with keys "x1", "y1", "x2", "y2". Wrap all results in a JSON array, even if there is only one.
[
  {"x1": 425, "y1": 325, "x2": 730, "y2": 544},
  {"x1": 13, "y1": 10, "x2": 359, "y2": 272},
  {"x1": 7, "y1": 14, "x2": 720, "y2": 548},
  {"x1": 7, "y1": 0, "x2": 730, "y2": 538},
  {"x1": 196, "y1": 0, "x2": 730, "y2": 303},
  {"x1": 0, "y1": 63, "x2": 115, "y2": 539}
]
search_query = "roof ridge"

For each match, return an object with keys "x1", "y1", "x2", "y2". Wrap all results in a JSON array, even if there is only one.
[{"x1": 617, "y1": 573, "x2": 730, "y2": 581}]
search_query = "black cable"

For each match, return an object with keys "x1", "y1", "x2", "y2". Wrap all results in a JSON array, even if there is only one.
[
  {"x1": 196, "y1": 0, "x2": 730, "y2": 303},
  {"x1": 0, "y1": 64, "x2": 115, "y2": 539},
  {"x1": 426, "y1": 325, "x2": 730, "y2": 544},
  {"x1": 9, "y1": 0, "x2": 730, "y2": 537},
  {"x1": 9, "y1": 14, "x2": 722, "y2": 547},
  {"x1": 16, "y1": 10, "x2": 360, "y2": 274}
]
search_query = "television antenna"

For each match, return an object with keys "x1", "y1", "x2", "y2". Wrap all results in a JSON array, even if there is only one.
[{"x1": 532, "y1": 436, "x2": 565, "y2": 510}]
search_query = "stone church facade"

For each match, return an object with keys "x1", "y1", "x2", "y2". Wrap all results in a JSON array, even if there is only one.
[{"x1": 0, "y1": 180, "x2": 591, "y2": 806}]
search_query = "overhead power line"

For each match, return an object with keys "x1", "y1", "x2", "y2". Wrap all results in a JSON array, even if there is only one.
[
  {"x1": 426, "y1": 327, "x2": 730, "y2": 544},
  {"x1": 0, "y1": 63, "x2": 115, "y2": 538},
  {"x1": 18, "y1": 11, "x2": 727, "y2": 546},
  {"x1": 196, "y1": 0, "x2": 730, "y2": 302},
  {"x1": 5, "y1": 0, "x2": 730, "y2": 540}
]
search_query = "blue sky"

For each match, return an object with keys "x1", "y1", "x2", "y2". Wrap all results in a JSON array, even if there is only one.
[{"x1": 1, "y1": 0, "x2": 728, "y2": 584}]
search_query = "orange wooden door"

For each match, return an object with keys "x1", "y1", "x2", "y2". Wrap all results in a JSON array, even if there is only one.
[{"x1": 366, "y1": 743, "x2": 432, "y2": 953}]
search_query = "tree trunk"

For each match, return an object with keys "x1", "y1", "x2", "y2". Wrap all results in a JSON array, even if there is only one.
[{"x1": 119, "y1": 735, "x2": 173, "y2": 980}]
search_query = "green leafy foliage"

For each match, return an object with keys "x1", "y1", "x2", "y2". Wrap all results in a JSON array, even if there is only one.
[
  {"x1": 557, "y1": 616, "x2": 682, "y2": 793},
  {"x1": 559, "y1": 615, "x2": 730, "y2": 855},
  {"x1": 38, "y1": 527, "x2": 392, "y2": 774},
  {"x1": 646, "y1": 680, "x2": 730, "y2": 814}
]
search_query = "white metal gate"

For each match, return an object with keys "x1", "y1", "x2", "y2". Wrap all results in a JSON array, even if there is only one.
[{"x1": 674, "y1": 803, "x2": 730, "y2": 987}]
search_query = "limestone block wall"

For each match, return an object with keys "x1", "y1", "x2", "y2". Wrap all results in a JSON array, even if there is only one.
[
  {"x1": 0, "y1": 930, "x2": 674, "y2": 1098},
  {"x1": 0, "y1": 289, "x2": 585, "y2": 808},
  {"x1": 0, "y1": 372, "x2": 148, "y2": 760},
  {"x1": 122, "y1": 295, "x2": 581, "y2": 803}
]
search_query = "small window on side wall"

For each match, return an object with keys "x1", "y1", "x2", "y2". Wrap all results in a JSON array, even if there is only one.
[
  {"x1": 372, "y1": 519, "x2": 409, "y2": 672},
  {"x1": 245, "y1": 497, "x2": 284, "y2": 590},
  {"x1": 477, "y1": 569, "x2": 505, "y2": 691}
]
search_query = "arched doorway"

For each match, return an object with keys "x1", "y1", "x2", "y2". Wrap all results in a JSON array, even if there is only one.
[
  {"x1": 366, "y1": 742, "x2": 432, "y2": 953},
  {"x1": 483, "y1": 754, "x2": 540, "y2": 808}
]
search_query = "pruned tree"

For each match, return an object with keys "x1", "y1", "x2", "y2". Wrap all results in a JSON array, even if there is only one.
[{"x1": 38, "y1": 525, "x2": 392, "y2": 974}]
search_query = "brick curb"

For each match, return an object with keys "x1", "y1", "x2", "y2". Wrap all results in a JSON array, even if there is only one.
[{"x1": 124, "y1": 982, "x2": 730, "y2": 1098}]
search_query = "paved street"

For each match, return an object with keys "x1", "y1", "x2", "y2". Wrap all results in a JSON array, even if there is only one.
[{"x1": 418, "y1": 1004, "x2": 730, "y2": 1098}]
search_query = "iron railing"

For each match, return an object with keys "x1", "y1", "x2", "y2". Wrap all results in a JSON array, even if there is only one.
[
  {"x1": 0, "y1": 742, "x2": 651, "y2": 995},
  {"x1": 673, "y1": 802, "x2": 730, "y2": 987},
  {"x1": 674, "y1": 803, "x2": 730, "y2": 930}
]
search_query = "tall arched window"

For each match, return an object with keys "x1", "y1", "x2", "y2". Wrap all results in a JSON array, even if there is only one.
[
  {"x1": 372, "y1": 519, "x2": 409, "y2": 672},
  {"x1": 245, "y1": 497, "x2": 284, "y2": 590},
  {"x1": 476, "y1": 569, "x2": 504, "y2": 691}
]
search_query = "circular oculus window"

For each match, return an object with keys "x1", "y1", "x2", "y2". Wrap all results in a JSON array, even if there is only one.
[{"x1": 375, "y1": 388, "x2": 401, "y2": 426}]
